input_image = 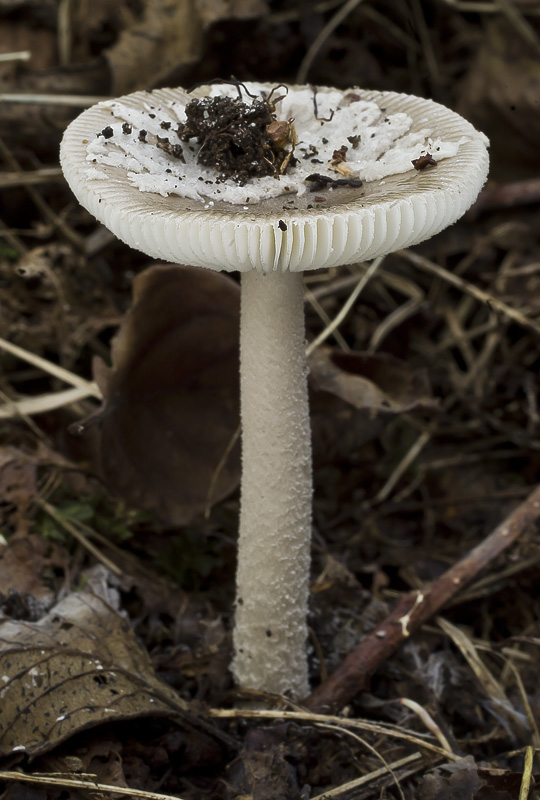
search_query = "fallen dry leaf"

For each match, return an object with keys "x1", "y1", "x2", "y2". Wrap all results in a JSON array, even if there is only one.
[
  {"x1": 0, "y1": 590, "x2": 186, "y2": 760},
  {"x1": 419, "y1": 756, "x2": 533, "y2": 800},
  {"x1": 419, "y1": 757, "x2": 485, "y2": 800},
  {"x1": 90, "y1": 263, "x2": 241, "y2": 526},
  {"x1": 309, "y1": 348, "x2": 437, "y2": 414},
  {"x1": 106, "y1": 0, "x2": 203, "y2": 96},
  {"x1": 106, "y1": 0, "x2": 268, "y2": 95}
]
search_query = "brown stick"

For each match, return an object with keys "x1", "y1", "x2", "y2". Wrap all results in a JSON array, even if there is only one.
[
  {"x1": 467, "y1": 178, "x2": 540, "y2": 219},
  {"x1": 305, "y1": 483, "x2": 540, "y2": 713}
]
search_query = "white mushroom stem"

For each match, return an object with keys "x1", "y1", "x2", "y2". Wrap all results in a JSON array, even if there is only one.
[{"x1": 233, "y1": 269, "x2": 312, "y2": 699}]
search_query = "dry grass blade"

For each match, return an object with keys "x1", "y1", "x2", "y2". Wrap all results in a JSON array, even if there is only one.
[
  {"x1": 0, "y1": 215, "x2": 26, "y2": 253},
  {"x1": 0, "y1": 136, "x2": 84, "y2": 250},
  {"x1": 370, "y1": 429, "x2": 432, "y2": 505},
  {"x1": 210, "y1": 708, "x2": 461, "y2": 760},
  {"x1": 400, "y1": 249, "x2": 540, "y2": 338},
  {"x1": 0, "y1": 386, "x2": 99, "y2": 420},
  {"x1": 306, "y1": 257, "x2": 385, "y2": 356},
  {"x1": 519, "y1": 746, "x2": 534, "y2": 800},
  {"x1": 368, "y1": 296, "x2": 424, "y2": 353},
  {"x1": 0, "y1": 93, "x2": 109, "y2": 106},
  {"x1": 0, "y1": 335, "x2": 101, "y2": 397},
  {"x1": 312, "y1": 722, "x2": 408, "y2": 800},
  {"x1": 436, "y1": 617, "x2": 530, "y2": 739},
  {"x1": 398, "y1": 698, "x2": 454, "y2": 754},
  {"x1": 0, "y1": 52, "x2": 30, "y2": 63},
  {"x1": 441, "y1": 0, "x2": 540, "y2": 12},
  {"x1": 305, "y1": 285, "x2": 350, "y2": 351},
  {"x1": 0, "y1": 168, "x2": 64, "y2": 189},
  {"x1": 204, "y1": 424, "x2": 241, "y2": 519},
  {"x1": 359, "y1": 5, "x2": 422, "y2": 51},
  {"x1": 57, "y1": 0, "x2": 72, "y2": 66},
  {"x1": 367, "y1": 268, "x2": 425, "y2": 351},
  {"x1": 310, "y1": 753, "x2": 422, "y2": 800},
  {"x1": 440, "y1": 0, "x2": 500, "y2": 10},
  {"x1": 447, "y1": 549, "x2": 540, "y2": 605},
  {"x1": 410, "y1": 0, "x2": 440, "y2": 88},
  {"x1": 497, "y1": 0, "x2": 540, "y2": 52},
  {"x1": 296, "y1": 0, "x2": 366, "y2": 83},
  {"x1": 37, "y1": 500, "x2": 123, "y2": 577},
  {"x1": 0, "y1": 772, "x2": 186, "y2": 800},
  {"x1": 500, "y1": 658, "x2": 540, "y2": 747}
]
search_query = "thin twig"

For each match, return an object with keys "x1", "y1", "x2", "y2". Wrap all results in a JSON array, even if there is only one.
[
  {"x1": 305, "y1": 482, "x2": 540, "y2": 712},
  {"x1": 468, "y1": 178, "x2": 540, "y2": 217}
]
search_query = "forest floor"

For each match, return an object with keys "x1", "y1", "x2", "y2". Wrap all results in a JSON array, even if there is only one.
[{"x1": 1, "y1": 1, "x2": 540, "y2": 798}]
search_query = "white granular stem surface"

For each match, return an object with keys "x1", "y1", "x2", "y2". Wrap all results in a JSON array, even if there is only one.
[{"x1": 85, "y1": 84, "x2": 464, "y2": 206}]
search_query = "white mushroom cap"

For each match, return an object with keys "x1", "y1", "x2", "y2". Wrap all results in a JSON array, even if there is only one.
[{"x1": 60, "y1": 84, "x2": 489, "y2": 273}]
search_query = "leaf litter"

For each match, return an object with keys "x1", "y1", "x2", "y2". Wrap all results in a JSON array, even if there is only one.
[
  {"x1": 0, "y1": 590, "x2": 187, "y2": 760},
  {"x1": 2, "y1": 0, "x2": 540, "y2": 798}
]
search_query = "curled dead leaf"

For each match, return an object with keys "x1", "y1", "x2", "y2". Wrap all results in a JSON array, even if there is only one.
[
  {"x1": 89, "y1": 263, "x2": 241, "y2": 526},
  {"x1": 309, "y1": 348, "x2": 438, "y2": 414}
]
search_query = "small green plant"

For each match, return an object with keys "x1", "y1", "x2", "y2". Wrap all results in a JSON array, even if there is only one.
[{"x1": 152, "y1": 529, "x2": 227, "y2": 591}]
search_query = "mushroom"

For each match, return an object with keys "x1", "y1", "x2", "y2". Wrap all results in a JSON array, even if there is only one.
[{"x1": 60, "y1": 83, "x2": 489, "y2": 699}]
